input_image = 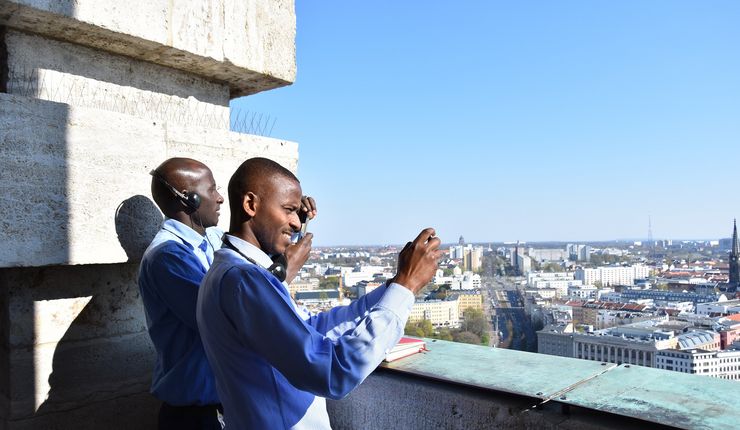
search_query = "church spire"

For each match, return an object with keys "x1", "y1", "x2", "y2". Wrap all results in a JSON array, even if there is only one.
[{"x1": 729, "y1": 219, "x2": 740, "y2": 290}]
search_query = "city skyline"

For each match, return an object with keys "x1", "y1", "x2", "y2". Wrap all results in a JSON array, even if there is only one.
[{"x1": 232, "y1": 1, "x2": 740, "y2": 246}]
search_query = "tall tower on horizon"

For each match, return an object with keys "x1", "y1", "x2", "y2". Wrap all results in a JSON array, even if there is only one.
[{"x1": 729, "y1": 219, "x2": 740, "y2": 291}]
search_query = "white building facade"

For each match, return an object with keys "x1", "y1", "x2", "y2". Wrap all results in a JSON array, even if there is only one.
[
  {"x1": 575, "y1": 265, "x2": 650, "y2": 287},
  {"x1": 409, "y1": 299, "x2": 460, "y2": 328},
  {"x1": 655, "y1": 349, "x2": 740, "y2": 381}
]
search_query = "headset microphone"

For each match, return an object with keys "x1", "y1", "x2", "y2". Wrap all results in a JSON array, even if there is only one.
[
  {"x1": 267, "y1": 254, "x2": 288, "y2": 283},
  {"x1": 150, "y1": 170, "x2": 201, "y2": 211},
  {"x1": 222, "y1": 237, "x2": 288, "y2": 283}
]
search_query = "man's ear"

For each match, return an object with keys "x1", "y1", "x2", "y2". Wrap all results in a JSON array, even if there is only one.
[{"x1": 242, "y1": 192, "x2": 258, "y2": 217}]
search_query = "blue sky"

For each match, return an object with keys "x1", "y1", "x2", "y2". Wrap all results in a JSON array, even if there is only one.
[{"x1": 231, "y1": 1, "x2": 740, "y2": 246}]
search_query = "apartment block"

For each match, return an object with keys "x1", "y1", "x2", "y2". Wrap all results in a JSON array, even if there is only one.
[
  {"x1": 454, "y1": 290, "x2": 483, "y2": 318},
  {"x1": 410, "y1": 299, "x2": 460, "y2": 328},
  {"x1": 655, "y1": 349, "x2": 740, "y2": 381},
  {"x1": 575, "y1": 265, "x2": 650, "y2": 287},
  {"x1": 288, "y1": 277, "x2": 320, "y2": 297}
]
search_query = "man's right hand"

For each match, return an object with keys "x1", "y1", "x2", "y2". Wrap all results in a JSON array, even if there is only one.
[{"x1": 393, "y1": 228, "x2": 442, "y2": 294}]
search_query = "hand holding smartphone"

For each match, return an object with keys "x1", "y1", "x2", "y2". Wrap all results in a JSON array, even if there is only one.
[
  {"x1": 291, "y1": 195, "x2": 316, "y2": 243},
  {"x1": 291, "y1": 216, "x2": 309, "y2": 244}
]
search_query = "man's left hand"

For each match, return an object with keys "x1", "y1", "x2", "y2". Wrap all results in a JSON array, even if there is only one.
[{"x1": 284, "y1": 233, "x2": 313, "y2": 284}]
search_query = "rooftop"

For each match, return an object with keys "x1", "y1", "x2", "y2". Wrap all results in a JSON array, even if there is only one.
[{"x1": 676, "y1": 330, "x2": 717, "y2": 349}]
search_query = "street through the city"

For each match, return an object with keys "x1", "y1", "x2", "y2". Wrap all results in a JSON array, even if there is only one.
[{"x1": 483, "y1": 276, "x2": 538, "y2": 352}]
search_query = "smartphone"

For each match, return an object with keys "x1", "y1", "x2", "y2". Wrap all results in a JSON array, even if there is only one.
[{"x1": 290, "y1": 213, "x2": 309, "y2": 244}]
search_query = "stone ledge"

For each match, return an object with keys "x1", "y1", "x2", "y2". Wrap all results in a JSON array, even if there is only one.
[
  {"x1": 370, "y1": 339, "x2": 739, "y2": 430},
  {"x1": 329, "y1": 369, "x2": 675, "y2": 430},
  {"x1": 0, "y1": 0, "x2": 296, "y2": 97}
]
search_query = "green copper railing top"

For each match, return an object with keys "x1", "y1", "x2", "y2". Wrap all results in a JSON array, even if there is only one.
[{"x1": 381, "y1": 339, "x2": 738, "y2": 430}]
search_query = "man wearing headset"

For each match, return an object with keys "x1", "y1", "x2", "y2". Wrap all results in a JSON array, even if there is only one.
[
  {"x1": 139, "y1": 157, "x2": 226, "y2": 429},
  {"x1": 139, "y1": 157, "x2": 317, "y2": 429},
  {"x1": 196, "y1": 157, "x2": 441, "y2": 429}
]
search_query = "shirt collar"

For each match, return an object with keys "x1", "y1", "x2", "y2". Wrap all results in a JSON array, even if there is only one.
[
  {"x1": 223, "y1": 234, "x2": 274, "y2": 269},
  {"x1": 161, "y1": 218, "x2": 207, "y2": 250}
]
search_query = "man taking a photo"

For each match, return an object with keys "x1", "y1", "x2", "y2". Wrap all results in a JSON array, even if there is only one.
[{"x1": 197, "y1": 157, "x2": 441, "y2": 429}]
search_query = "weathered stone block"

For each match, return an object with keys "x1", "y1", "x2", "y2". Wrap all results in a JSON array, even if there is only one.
[
  {"x1": 8, "y1": 333, "x2": 153, "y2": 418},
  {"x1": 4, "y1": 264, "x2": 146, "y2": 348},
  {"x1": 328, "y1": 370, "x2": 653, "y2": 430},
  {"x1": 5, "y1": 30, "x2": 230, "y2": 129},
  {"x1": 0, "y1": 94, "x2": 164, "y2": 266},
  {"x1": 0, "y1": 0, "x2": 296, "y2": 96},
  {"x1": 1, "y1": 264, "x2": 154, "y2": 419},
  {"x1": 5, "y1": 391, "x2": 158, "y2": 430},
  {"x1": 0, "y1": 93, "x2": 298, "y2": 267}
]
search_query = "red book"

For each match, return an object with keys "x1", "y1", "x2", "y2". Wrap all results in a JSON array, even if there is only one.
[{"x1": 384, "y1": 337, "x2": 426, "y2": 362}]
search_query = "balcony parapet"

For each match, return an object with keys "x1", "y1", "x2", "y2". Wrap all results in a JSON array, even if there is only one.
[{"x1": 329, "y1": 339, "x2": 738, "y2": 430}]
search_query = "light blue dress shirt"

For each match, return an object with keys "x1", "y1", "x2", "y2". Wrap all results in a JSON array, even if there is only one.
[
  {"x1": 196, "y1": 235, "x2": 415, "y2": 429},
  {"x1": 138, "y1": 219, "x2": 223, "y2": 405}
]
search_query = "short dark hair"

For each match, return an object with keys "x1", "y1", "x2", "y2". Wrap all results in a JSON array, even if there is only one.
[{"x1": 228, "y1": 157, "x2": 299, "y2": 227}]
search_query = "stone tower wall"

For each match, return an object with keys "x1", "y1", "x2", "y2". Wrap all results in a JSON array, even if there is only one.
[{"x1": 0, "y1": 1, "x2": 297, "y2": 428}]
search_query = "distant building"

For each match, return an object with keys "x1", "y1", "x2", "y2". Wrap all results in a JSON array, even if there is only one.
[
  {"x1": 294, "y1": 289, "x2": 341, "y2": 307},
  {"x1": 410, "y1": 298, "x2": 460, "y2": 328},
  {"x1": 449, "y1": 245, "x2": 464, "y2": 260},
  {"x1": 537, "y1": 324, "x2": 574, "y2": 357},
  {"x1": 695, "y1": 299, "x2": 740, "y2": 317},
  {"x1": 458, "y1": 272, "x2": 481, "y2": 290},
  {"x1": 728, "y1": 219, "x2": 740, "y2": 292},
  {"x1": 527, "y1": 272, "x2": 581, "y2": 298},
  {"x1": 568, "y1": 285, "x2": 597, "y2": 300},
  {"x1": 355, "y1": 280, "x2": 384, "y2": 297},
  {"x1": 525, "y1": 287, "x2": 557, "y2": 299},
  {"x1": 655, "y1": 349, "x2": 740, "y2": 381},
  {"x1": 674, "y1": 330, "x2": 721, "y2": 351},
  {"x1": 433, "y1": 271, "x2": 481, "y2": 290},
  {"x1": 718, "y1": 316, "x2": 740, "y2": 349},
  {"x1": 288, "y1": 277, "x2": 320, "y2": 297},
  {"x1": 527, "y1": 272, "x2": 573, "y2": 283},
  {"x1": 573, "y1": 319, "x2": 676, "y2": 367},
  {"x1": 516, "y1": 253, "x2": 531, "y2": 275},
  {"x1": 469, "y1": 246, "x2": 483, "y2": 272},
  {"x1": 449, "y1": 244, "x2": 483, "y2": 272},
  {"x1": 565, "y1": 300, "x2": 655, "y2": 329},
  {"x1": 622, "y1": 289, "x2": 720, "y2": 307},
  {"x1": 528, "y1": 248, "x2": 568, "y2": 262},
  {"x1": 341, "y1": 265, "x2": 389, "y2": 287},
  {"x1": 538, "y1": 280, "x2": 581, "y2": 298},
  {"x1": 567, "y1": 244, "x2": 591, "y2": 262},
  {"x1": 454, "y1": 290, "x2": 483, "y2": 318},
  {"x1": 574, "y1": 265, "x2": 650, "y2": 287}
]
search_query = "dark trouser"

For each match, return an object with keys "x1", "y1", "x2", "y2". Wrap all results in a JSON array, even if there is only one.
[{"x1": 158, "y1": 402, "x2": 223, "y2": 430}]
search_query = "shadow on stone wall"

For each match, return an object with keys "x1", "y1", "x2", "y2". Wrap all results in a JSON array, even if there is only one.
[
  {"x1": 25, "y1": 196, "x2": 164, "y2": 427},
  {"x1": 0, "y1": 197, "x2": 162, "y2": 430},
  {"x1": 115, "y1": 195, "x2": 163, "y2": 262},
  {"x1": 1, "y1": 79, "x2": 71, "y2": 428},
  {"x1": 14, "y1": 263, "x2": 159, "y2": 429}
]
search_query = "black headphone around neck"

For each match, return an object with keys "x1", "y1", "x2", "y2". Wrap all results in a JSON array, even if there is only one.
[
  {"x1": 150, "y1": 170, "x2": 201, "y2": 211},
  {"x1": 222, "y1": 236, "x2": 288, "y2": 283}
]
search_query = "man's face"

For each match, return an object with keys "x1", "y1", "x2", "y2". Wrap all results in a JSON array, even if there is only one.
[
  {"x1": 252, "y1": 175, "x2": 303, "y2": 255},
  {"x1": 191, "y1": 168, "x2": 224, "y2": 228}
]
